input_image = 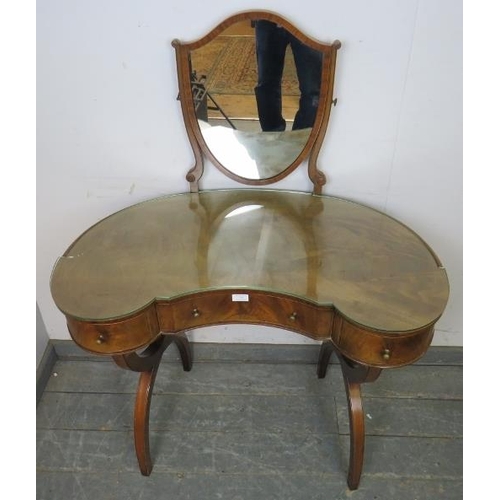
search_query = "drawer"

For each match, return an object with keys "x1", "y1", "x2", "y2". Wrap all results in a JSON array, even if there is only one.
[
  {"x1": 157, "y1": 290, "x2": 334, "y2": 341},
  {"x1": 332, "y1": 315, "x2": 435, "y2": 368},
  {"x1": 66, "y1": 305, "x2": 160, "y2": 355}
]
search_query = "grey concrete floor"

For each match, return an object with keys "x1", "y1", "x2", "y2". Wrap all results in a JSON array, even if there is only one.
[{"x1": 36, "y1": 343, "x2": 462, "y2": 500}]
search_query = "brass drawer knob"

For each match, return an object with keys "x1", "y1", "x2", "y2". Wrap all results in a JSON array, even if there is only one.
[
  {"x1": 382, "y1": 348, "x2": 391, "y2": 361},
  {"x1": 289, "y1": 312, "x2": 297, "y2": 321},
  {"x1": 192, "y1": 308, "x2": 200, "y2": 318},
  {"x1": 96, "y1": 334, "x2": 106, "y2": 345}
]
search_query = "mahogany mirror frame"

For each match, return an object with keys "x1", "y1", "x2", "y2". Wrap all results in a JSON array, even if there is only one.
[{"x1": 172, "y1": 10, "x2": 341, "y2": 194}]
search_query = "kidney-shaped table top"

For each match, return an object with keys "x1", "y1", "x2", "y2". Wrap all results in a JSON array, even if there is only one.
[{"x1": 50, "y1": 189, "x2": 449, "y2": 335}]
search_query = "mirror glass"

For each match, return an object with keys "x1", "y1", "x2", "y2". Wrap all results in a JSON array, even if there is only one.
[{"x1": 188, "y1": 19, "x2": 323, "y2": 180}]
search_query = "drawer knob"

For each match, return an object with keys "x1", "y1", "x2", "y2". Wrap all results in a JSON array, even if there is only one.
[
  {"x1": 382, "y1": 348, "x2": 391, "y2": 361},
  {"x1": 96, "y1": 334, "x2": 106, "y2": 345},
  {"x1": 192, "y1": 308, "x2": 200, "y2": 318},
  {"x1": 289, "y1": 312, "x2": 297, "y2": 321}
]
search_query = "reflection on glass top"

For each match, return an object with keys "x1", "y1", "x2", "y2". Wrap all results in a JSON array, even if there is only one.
[{"x1": 50, "y1": 190, "x2": 449, "y2": 331}]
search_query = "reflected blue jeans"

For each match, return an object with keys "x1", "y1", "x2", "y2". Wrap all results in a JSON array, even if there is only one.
[{"x1": 254, "y1": 20, "x2": 323, "y2": 132}]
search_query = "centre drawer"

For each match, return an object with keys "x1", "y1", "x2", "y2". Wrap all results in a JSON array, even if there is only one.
[{"x1": 156, "y1": 290, "x2": 333, "y2": 341}]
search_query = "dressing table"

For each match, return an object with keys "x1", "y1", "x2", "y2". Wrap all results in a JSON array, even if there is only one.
[{"x1": 50, "y1": 11, "x2": 449, "y2": 491}]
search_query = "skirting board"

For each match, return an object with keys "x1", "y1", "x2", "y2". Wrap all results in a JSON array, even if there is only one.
[
  {"x1": 50, "y1": 339, "x2": 463, "y2": 365},
  {"x1": 37, "y1": 340, "x2": 462, "y2": 403},
  {"x1": 36, "y1": 341, "x2": 58, "y2": 405}
]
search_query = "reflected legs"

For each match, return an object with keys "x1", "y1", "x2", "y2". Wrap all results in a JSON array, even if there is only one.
[
  {"x1": 113, "y1": 333, "x2": 193, "y2": 476},
  {"x1": 317, "y1": 341, "x2": 381, "y2": 490},
  {"x1": 254, "y1": 20, "x2": 287, "y2": 132},
  {"x1": 254, "y1": 20, "x2": 322, "y2": 132}
]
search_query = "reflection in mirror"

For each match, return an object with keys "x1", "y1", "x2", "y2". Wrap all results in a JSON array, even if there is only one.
[
  {"x1": 197, "y1": 121, "x2": 311, "y2": 179},
  {"x1": 189, "y1": 19, "x2": 322, "y2": 180},
  {"x1": 254, "y1": 20, "x2": 322, "y2": 132},
  {"x1": 173, "y1": 11, "x2": 341, "y2": 191}
]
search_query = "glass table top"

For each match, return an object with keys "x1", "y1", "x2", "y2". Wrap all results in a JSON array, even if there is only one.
[{"x1": 50, "y1": 189, "x2": 449, "y2": 332}]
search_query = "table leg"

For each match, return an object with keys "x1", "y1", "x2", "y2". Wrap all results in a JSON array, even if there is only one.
[
  {"x1": 316, "y1": 340, "x2": 335, "y2": 379},
  {"x1": 134, "y1": 363, "x2": 159, "y2": 475},
  {"x1": 338, "y1": 353, "x2": 381, "y2": 490},
  {"x1": 316, "y1": 341, "x2": 381, "y2": 490},
  {"x1": 113, "y1": 332, "x2": 193, "y2": 476}
]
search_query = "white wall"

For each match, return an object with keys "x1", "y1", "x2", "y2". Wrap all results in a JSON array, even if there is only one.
[{"x1": 37, "y1": 0, "x2": 462, "y2": 345}]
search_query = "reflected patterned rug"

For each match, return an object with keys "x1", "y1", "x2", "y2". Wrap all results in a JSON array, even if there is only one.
[{"x1": 191, "y1": 36, "x2": 300, "y2": 96}]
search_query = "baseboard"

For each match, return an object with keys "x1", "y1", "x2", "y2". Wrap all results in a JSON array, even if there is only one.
[
  {"x1": 37, "y1": 340, "x2": 462, "y2": 404},
  {"x1": 51, "y1": 339, "x2": 463, "y2": 366},
  {"x1": 36, "y1": 341, "x2": 58, "y2": 405}
]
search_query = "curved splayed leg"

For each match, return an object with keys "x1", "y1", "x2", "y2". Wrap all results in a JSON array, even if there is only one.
[
  {"x1": 337, "y1": 354, "x2": 381, "y2": 490},
  {"x1": 134, "y1": 364, "x2": 160, "y2": 475},
  {"x1": 342, "y1": 367, "x2": 365, "y2": 490},
  {"x1": 317, "y1": 340, "x2": 335, "y2": 378},
  {"x1": 171, "y1": 333, "x2": 193, "y2": 372},
  {"x1": 113, "y1": 332, "x2": 193, "y2": 476}
]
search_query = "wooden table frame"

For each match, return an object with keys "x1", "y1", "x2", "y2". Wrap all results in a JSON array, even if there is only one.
[{"x1": 54, "y1": 189, "x2": 447, "y2": 490}]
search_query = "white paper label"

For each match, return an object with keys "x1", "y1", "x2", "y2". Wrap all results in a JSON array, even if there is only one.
[{"x1": 232, "y1": 294, "x2": 249, "y2": 302}]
